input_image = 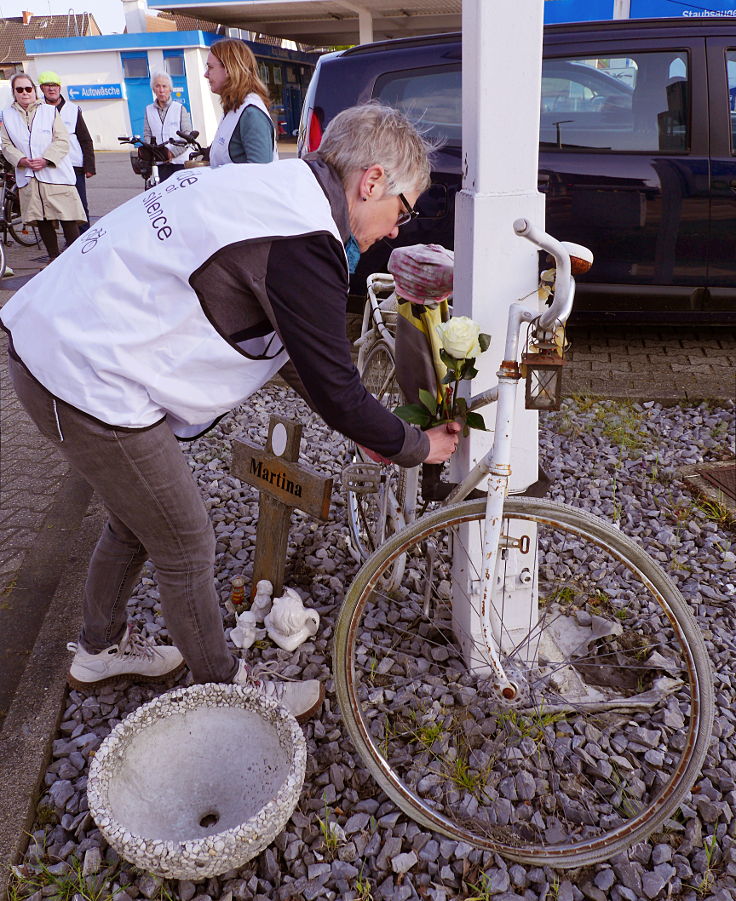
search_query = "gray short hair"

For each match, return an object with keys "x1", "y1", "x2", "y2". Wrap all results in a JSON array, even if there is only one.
[
  {"x1": 318, "y1": 103, "x2": 433, "y2": 196},
  {"x1": 150, "y1": 71, "x2": 172, "y2": 91}
]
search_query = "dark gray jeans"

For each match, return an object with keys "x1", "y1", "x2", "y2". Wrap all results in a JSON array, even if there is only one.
[{"x1": 9, "y1": 355, "x2": 238, "y2": 683}]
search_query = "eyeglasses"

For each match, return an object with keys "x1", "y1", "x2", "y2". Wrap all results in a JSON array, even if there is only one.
[
  {"x1": 14, "y1": 86, "x2": 34, "y2": 93},
  {"x1": 397, "y1": 193, "x2": 419, "y2": 227}
]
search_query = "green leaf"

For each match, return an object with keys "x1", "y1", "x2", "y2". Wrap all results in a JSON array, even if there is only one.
[
  {"x1": 464, "y1": 411, "x2": 488, "y2": 431},
  {"x1": 439, "y1": 349, "x2": 461, "y2": 370},
  {"x1": 455, "y1": 396, "x2": 468, "y2": 415},
  {"x1": 460, "y1": 364, "x2": 478, "y2": 381},
  {"x1": 393, "y1": 404, "x2": 433, "y2": 427},
  {"x1": 442, "y1": 372, "x2": 455, "y2": 385},
  {"x1": 478, "y1": 333, "x2": 491, "y2": 353},
  {"x1": 418, "y1": 388, "x2": 438, "y2": 415}
]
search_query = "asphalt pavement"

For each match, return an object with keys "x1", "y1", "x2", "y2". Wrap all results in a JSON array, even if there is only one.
[{"x1": 0, "y1": 149, "x2": 734, "y2": 893}]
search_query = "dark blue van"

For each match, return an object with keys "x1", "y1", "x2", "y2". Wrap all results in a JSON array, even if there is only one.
[{"x1": 298, "y1": 17, "x2": 736, "y2": 322}]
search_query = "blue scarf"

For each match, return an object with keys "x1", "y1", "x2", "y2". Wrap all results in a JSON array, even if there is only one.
[{"x1": 345, "y1": 234, "x2": 361, "y2": 274}]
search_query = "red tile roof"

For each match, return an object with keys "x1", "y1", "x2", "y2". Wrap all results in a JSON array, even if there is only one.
[{"x1": 0, "y1": 13, "x2": 100, "y2": 65}]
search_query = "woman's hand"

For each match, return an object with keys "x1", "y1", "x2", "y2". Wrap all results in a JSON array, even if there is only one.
[{"x1": 423, "y1": 421, "x2": 461, "y2": 463}]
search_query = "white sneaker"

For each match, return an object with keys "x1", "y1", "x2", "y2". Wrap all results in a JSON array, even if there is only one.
[
  {"x1": 67, "y1": 627, "x2": 185, "y2": 689},
  {"x1": 233, "y1": 660, "x2": 324, "y2": 723}
]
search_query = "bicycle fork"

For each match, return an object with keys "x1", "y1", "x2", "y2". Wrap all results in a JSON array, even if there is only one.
[{"x1": 458, "y1": 302, "x2": 540, "y2": 701}]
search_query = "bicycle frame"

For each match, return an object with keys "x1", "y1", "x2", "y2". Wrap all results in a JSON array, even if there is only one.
[
  {"x1": 442, "y1": 219, "x2": 578, "y2": 697},
  {"x1": 362, "y1": 221, "x2": 577, "y2": 695}
]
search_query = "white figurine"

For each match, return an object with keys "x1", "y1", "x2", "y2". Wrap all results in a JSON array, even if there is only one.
[
  {"x1": 230, "y1": 610, "x2": 261, "y2": 650},
  {"x1": 250, "y1": 579, "x2": 274, "y2": 623},
  {"x1": 264, "y1": 586, "x2": 320, "y2": 652}
]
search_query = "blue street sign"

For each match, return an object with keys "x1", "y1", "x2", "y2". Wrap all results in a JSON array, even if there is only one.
[{"x1": 67, "y1": 84, "x2": 125, "y2": 101}]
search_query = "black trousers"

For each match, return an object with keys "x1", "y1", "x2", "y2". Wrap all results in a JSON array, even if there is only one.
[{"x1": 74, "y1": 167, "x2": 90, "y2": 234}]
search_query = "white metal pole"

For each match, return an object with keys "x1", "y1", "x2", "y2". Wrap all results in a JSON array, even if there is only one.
[
  {"x1": 613, "y1": 0, "x2": 632, "y2": 19},
  {"x1": 452, "y1": 0, "x2": 545, "y2": 493},
  {"x1": 451, "y1": 0, "x2": 546, "y2": 668}
]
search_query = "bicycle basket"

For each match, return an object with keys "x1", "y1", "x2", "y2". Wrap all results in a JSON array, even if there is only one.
[
  {"x1": 138, "y1": 143, "x2": 170, "y2": 164},
  {"x1": 129, "y1": 150, "x2": 151, "y2": 177}
]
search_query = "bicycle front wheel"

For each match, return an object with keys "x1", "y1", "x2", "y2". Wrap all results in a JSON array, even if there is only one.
[
  {"x1": 5, "y1": 191, "x2": 39, "y2": 246},
  {"x1": 334, "y1": 497, "x2": 714, "y2": 868}
]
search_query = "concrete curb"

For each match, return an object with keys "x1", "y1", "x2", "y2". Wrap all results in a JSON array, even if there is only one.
[{"x1": 0, "y1": 495, "x2": 106, "y2": 900}]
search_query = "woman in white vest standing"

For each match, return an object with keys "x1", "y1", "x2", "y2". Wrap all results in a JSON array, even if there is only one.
[
  {"x1": 143, "y1": 71, "x2": 193, "y2": 184},
  {"x1": 38, "y1": 71, "x2": 96, "y2": 234},
  {"x1": 0, "y1": 73, "x2": 85, "y2": 261},
  {"x1": 204, "y1": 39, "x2": 277, "y2": 167}
]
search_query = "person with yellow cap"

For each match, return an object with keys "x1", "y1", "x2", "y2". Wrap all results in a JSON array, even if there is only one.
[{"x1": 38, "y1": 71, "x2": 95, "y2": 233}]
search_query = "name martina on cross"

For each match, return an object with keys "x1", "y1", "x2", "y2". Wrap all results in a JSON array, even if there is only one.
[{"x1": 250, "y1": 459, "x2": 303, "y2": 497}]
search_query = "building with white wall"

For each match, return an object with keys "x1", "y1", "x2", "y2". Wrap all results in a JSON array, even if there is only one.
[{"x1": 20, "y1": 8, "x2": 317, "y2": 151}]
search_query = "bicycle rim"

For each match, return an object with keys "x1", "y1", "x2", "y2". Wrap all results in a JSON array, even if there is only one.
[
  {"x1": 347, "y1": 339, "x2": 407, "y2": 560},
  {"x1": 334, "y1": 497, "x2": 714, "y2": 867},
  {"x1": 6, "y1": 195, "x2": 39, "y2": 247}
]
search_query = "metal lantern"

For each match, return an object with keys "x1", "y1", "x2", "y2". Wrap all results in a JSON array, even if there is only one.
[{"x1": 522, "y1": 347, "x2": 565, "y2": 410}]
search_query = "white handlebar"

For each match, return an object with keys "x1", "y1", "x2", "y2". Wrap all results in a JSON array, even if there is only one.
[{"x1": 513, "y1": 218, "x2": 574, "y2": 328}]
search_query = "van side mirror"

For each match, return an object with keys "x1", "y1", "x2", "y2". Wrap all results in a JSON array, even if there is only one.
[{"x1": 416, "y1": 183, "x2": 449, "y2": 219}]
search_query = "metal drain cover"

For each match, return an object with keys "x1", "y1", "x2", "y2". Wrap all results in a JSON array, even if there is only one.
[{"x1": 680, "y1": 458, "x2": 736, "y2": 517}]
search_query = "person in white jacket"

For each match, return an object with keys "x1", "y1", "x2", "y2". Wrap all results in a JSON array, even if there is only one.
[
  {"x1": 1, "y1": 104, "x2": 459, "y2": 722},
  {"x1": 143, "y1": 71, "x2": 193, "y2": 184},
  {"x1": 0, "y1": 72, "x2": 85, "y2": 260},
  {"x1": 38, "y1": 70, "x2": 96, "y2": 234},
  {"x1": 204, "y1": 39, "x2": 276, "y2": 167}
]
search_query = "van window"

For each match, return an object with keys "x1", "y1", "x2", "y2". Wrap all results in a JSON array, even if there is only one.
[
  {"x1": 374, "y1": 66, "x2": 461, "y2": 144},
  {"x1": 541, "y1": 51, "x2": 689, "y2": 152},
  {"x1": 727, "y1": 51, "x2": 736, "y2": 153}
]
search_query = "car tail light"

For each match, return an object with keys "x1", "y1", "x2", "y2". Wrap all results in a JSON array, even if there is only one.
[{"x1": 307, "y1": 110, "x2": 322, "y2": 152}]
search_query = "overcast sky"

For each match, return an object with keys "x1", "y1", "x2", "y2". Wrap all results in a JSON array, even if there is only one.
[{"x1": 0, "y1": 1, "x2": 127, "y2": 34}]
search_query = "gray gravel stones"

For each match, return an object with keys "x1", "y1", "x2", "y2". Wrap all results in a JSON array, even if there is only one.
[{"x1": 10, "y1": 391, "x2": 736, "y2": 900}]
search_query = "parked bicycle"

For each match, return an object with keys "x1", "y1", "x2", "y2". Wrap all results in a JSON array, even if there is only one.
[
  {"x1": 334, "y1": 220, "x2": 713, "y2": 867},
  {"x1": 0, "y1": 161, "x2": 41, "y2": 270},
  {"x1": 118, "y1": 130, "x2": 204, "y2": 190}
]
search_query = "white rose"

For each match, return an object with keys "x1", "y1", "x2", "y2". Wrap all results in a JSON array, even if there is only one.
[{"x1": 436, "y1": 316, "x2": 482, "y2": 360}]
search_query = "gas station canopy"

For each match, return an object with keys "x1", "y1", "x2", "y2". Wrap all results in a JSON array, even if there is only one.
[{"x1": 150, "y1": 1, "x2": 462, "y2": 46}]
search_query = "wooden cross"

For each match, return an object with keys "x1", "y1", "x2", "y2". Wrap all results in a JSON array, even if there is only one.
[{"x1": 230, "y1": 416, "x2": 333, "y2": 598}]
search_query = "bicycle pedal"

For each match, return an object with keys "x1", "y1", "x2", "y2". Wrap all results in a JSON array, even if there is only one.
[{"x1": 342, "y1": 462, "x2": 383, "y2": 495}]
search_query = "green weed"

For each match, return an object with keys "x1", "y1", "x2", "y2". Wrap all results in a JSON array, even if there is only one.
[
  {"x1": 465, "y1": 873, "x2": 494, "y2": 901},
  {"x1": 316, "y1": 794, "x2": 343, "y2": 859},
  {"x1": 354, "y1": 866, "x2": 374, "y2": 901},
  {"x1": 696, "y1": 495, "x2": 735, "y2": 529},
  {"x1": 7, "y1": 855, "x2": 110, "y2": 901}
]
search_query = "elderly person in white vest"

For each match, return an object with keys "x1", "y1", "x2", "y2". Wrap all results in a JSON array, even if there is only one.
[
  {"x1": 0, "y1": 72, "x2": 85, "y2": 261},
  {"x1": 0, "y1": 103, "x2": 459, "y2": 721},
  {"x1": 143, "y1": 71, "x2": 193, "y2": 184},
  {"x1": 204, "y1": 39, "x2": 276, "y2": 167},
  {"x1": 38, "y1": 71, "x2": 96, "y2": 234}
]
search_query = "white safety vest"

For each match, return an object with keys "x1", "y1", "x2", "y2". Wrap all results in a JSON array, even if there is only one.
[
  {"x1": 209, "y1": 93, "x2": 277, "y2": 168},
  {"x1": 57, "y1": 100, "x2": 83, "y2": 168},
  {"x1": 1, "y1": 159, "x2": 344, "y2": 436},
  {"x1": 3, "y1": 104, "x2": 76, "y2": 187},
  {"x1": 146, "y1": 100, "x2": 189, "y2": 164}
]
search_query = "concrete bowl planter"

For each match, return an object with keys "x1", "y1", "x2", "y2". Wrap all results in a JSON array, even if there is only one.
[{"x1": 87, "y1": 682, "x2": 306, "y2": 880}]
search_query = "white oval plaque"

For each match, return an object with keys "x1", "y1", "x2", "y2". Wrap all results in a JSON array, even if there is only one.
[{"x1": 271, "y1": 422, "x2": 288, "y2": 457}]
